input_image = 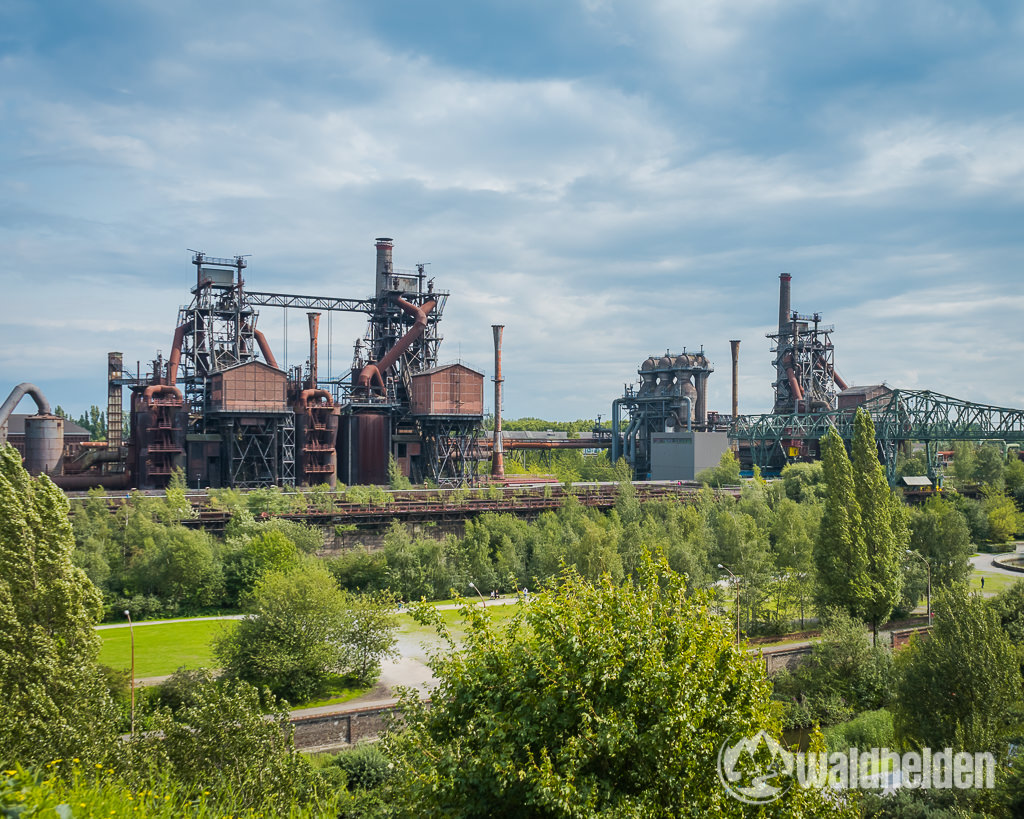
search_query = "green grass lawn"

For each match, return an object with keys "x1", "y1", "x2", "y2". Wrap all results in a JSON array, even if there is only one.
[
  {"x1": 969, "y1": 571, "x2": 1020, "y2": 595},
  {"x1": 97, "y1": 604, "x2": 521, "y2": 682},
  {"x1": 98, "y1": 620, "x2": 227, "y2": 677}
]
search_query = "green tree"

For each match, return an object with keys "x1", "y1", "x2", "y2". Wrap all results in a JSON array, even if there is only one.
[
  {"x1": 952, "y1": 441, "x2": 979, "y2": 484},
  {"x1": 893, "y1": 588, "x2": 1021, "y2": 753},
  {"x1": 850, "y1": 409, "x2": 905, "y2": 637},
  {"x1": 384, "y1": 559, "x2": 844, "y2": 817},
  {"x1": 340, "y1": 590, "x2": 399, "y2": 684},
  {"x1": 696, "y1": 449, "x2": 742, "y2": 487},
  {"x1": 975, "y1": 445, "x2": 1006, "y2": 488},
  {"x1": 908, "y1": 496, "x2": 972, "y2": 588},
  {"x1": 215, "y1": 565, "x2": 395, "y2": 702},
  {"x1": 387, "y1": 454, "x2": 412, "y2": 489},
  {"x1": 814, "y1": 428, "x2": 871, "y2": 619},
  {"x1": 128, "y1": 676, "x2": 327, "y2": 814},
  {"x1": 0, "y1": 446, "x2": 117, "y2": 765},
  {"x1": 982, "y1": 488, "x2": 1022, "y2": 544}
]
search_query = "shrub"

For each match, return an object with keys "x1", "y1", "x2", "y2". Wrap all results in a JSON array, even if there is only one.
[{"x1": 824, "y1": 708, "x2": 895, "y2": 753}]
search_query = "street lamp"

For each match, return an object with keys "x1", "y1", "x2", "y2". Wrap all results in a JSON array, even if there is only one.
[
  {"x1": 124, "y1": 609, "x2": 135, "y2": 735},
  {"x1": 468, "y1": 581, "x2": 487, "y2": 605},
  {"x1": 905, "y1": 550, "x2": 931, "y2": 622},
  {"x1": 717, "y1": 564, "x2": 740, "y2": 644}
]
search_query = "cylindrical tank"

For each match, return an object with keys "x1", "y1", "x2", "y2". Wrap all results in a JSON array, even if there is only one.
[{"x1": 24, "y1": 415, "x2": 64, "y2": 475}]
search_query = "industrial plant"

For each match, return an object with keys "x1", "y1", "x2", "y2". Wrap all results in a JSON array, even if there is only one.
[{"x1": 3, "y1": 247, "x2": 1024, "y2": 491}]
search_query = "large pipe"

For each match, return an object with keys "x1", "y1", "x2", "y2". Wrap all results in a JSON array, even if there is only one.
[
  {"x1": 610, "y1": 398, "x2": 628, "y2": 465},
  {"x1": 307, "y1": 312, "x2": 321, "y2": 388},
  {"x1": 142, "y1": 384, "x2": 183, "y2": 404},
  {"x1": 729, "y1": 340, "x2": 740, "y2": 419},
  {"x1": 165, "y1": 323, "x2": 190, "y2": 386},
  {"x1": 778, "y1": 273, "x2": 792, "y2": 333},
  {"x1": 0, "y1": 383, "x2": 52, "y2": 443},
  {"x1": 297, "y1": 388, "x2": 333, "y2": 409},
  {"x1": 253, "y1": 328, "x2": 279, "y2": 370},
  {"x1": 52, "y1": 472, "x2": 132, "y2": 491},
  {"x1": 356, "y1": 297, "x2": 436, "y2": 393},
  {"x1": 786, "y1": 365, "x2": 804, "y2": 402},
  {"x1": 375, "y1": 237, "x2": 394, "y2": 297},
  {"x1": 491, "y1": 324, "x2": 505, "y2": 479},
  {"x1": 670, "y1": 397, "x2": 692, "y2": 432}
]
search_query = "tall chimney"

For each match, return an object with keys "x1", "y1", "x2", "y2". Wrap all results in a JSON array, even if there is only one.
[
  {"x1": 375, "y1": 237, "x2": 394, "y2": 297},
  {"x1": 307, "y1": 312, "x2": 320, "y2": 389},
  {"x1": 778, "y1": 273, "x2": 792, "y2": 333},
  {"x1": 729, "y1": 340, "x2": 740, "y2": 419},
  {"x1": 491, "y1": 324, "x2": 505, "y2": 479}
]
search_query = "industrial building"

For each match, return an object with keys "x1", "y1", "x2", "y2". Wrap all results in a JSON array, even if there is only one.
[{"x1": 0, "y1": 239, "x2": 485, "y2": 491}]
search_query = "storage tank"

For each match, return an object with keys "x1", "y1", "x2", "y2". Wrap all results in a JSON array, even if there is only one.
[{"x1": 24, "y1": 415, "x2": 64, "y2": 475}]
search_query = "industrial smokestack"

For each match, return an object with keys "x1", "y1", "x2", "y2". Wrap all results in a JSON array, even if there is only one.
[
  {"x1": 729, "y1": 340, "x2": 740, "y2": 419},
  {"x1": 778, "y1": 273, "x2": 792, "y2": 333},
  {"x1": 491, "y1": 324, "x2": 505, "y2": 479},
  {"x1": 307, "y1": 312, "x2": 320, "y2": 389},
  {"x1": 375, "y1": 237, "x2": 394, "y2": 297}
]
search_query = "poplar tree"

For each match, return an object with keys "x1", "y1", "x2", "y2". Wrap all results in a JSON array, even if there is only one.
[
  {"x1": 851, "y1": 409, "x2": 905, "y2": 640},
  {"x1": 814, "y1": 428, "x2": 871, "y2": 618},
  {"x1": 0, "y1": 446, "x2": 116, "y2": 765}
]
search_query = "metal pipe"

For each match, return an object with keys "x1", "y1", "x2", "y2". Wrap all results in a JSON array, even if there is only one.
[
  {"x1": 625, "y1": 415, "x2": 641, "y2": 472},
  {"x1": 491, "y1": 324, "x2": 505, "y2": 479},
  {"x1": 0, "y1": 383, "x2": 51, "y2": 434},
  {"x1": 297, "y1": 388, "x2": 333, "y2": 409},
  {"x1": 814, "y1": 354, "x2": 848, "y2": 392},
  {"x1": 610, "y1": 398, "x2": 625, "y2": 464},
  {"x1": 786, "y1": 365, "x2": 804, "y2": 401},
  {"x1": 252, "y1": 328, "x2": 279, "y2": 369},
  {"x1": 375, "y1": 237, "x2": 394, "y2": 297},
  {"x1": 307, "y1": 312, "x2": 320, "y2": 388},
  {"x1": 730, "y1": 340, "x2": 740, "y2": 419},
  {"x1": 142, "y1": 384, "x2": 183, "y2": 404},
  {"x1": 165, "y1": 323, "x2": 190, "y2": 385},
  {"x1": 356, "y1": 297, "x2": 436, "y2": 393}
]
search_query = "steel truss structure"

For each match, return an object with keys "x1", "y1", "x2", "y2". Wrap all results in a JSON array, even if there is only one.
[
  {"x1": 733, "y1": 389, "x2": 1024, "y2": 484},
  {"x1": 419, "y1": 417, "x2": 483, "y2": 487},
  {"x1": 212, "y1": 413, "x2": 295, "y2": 489}
]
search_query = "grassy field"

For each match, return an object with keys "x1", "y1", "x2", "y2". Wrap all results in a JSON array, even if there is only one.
[
  {"x1": 969, "y1": 571, "x2": 1020, "y2": 596},
  {"x1": 97, "y1": 603, "x2": 522, "y2": 679},
  {"x1": 98, "y1": 619, "x2": 228, "y2": 677}
]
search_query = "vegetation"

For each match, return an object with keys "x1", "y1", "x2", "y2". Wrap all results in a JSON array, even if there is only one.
[
  {"x1": 382, "y1": 559, "x2": 845, "y2": 817},
  {"x1": 214, "y1": 564, "x2": 397, "y2": 701},
  {"x1": 0, "y1": 447, "x2": 117, "y2": 766},
  {"x1": 893, "y1": 588, "x2": 1022, "y2": 754}
]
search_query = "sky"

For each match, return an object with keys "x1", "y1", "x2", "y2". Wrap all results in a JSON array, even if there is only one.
[{"x1": 3, "y1": 0, "x2": 1024, "y2": 421}]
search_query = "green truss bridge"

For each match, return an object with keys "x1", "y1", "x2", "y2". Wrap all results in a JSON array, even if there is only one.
[{"x1": 731, "y1": 389, "x2": 1024, "y2": 484}]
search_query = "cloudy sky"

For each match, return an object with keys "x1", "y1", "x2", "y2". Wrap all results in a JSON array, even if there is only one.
[{"x1": 3, "y1": 0, "x2": 1024, "y2": 421}]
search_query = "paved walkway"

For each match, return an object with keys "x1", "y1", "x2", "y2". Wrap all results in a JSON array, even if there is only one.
[{"x1": 970, "y1": 546, "x2": 1024, "y2": 578}]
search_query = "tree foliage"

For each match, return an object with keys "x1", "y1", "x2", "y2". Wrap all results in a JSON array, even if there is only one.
[
  {"x1": 214, "y1": 564, "x2": 396, "y2": 701},
  {"x1": 0, "y1": 446, "x2": 117, "y2": 765},
  {"x1": 893, "y1": 588, "x2": 1022, "y2": 754},
  {"x1": 383, "y1": 560, "x2": 843, "y2": 817}
]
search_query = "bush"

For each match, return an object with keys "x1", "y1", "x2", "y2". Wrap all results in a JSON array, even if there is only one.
[
  {"x1": 824, "y1": 708, "x2": 895, "y2": 753},
  {"x1": 330, "y1": 743, "x2": 393, "y2": 791}
]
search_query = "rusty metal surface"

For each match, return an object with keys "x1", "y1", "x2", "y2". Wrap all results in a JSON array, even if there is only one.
[{"x1": 409, "y1": 364, "x2": 485, "y2": 417}]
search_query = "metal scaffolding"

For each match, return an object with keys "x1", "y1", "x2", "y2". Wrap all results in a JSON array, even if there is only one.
[{"x1": 732, "y1": 389, "x2": 1024, "y2": 483}]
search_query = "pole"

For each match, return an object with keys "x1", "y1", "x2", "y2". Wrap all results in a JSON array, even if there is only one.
[
  {"x1": 124, "y1": 609, "x2": 135, "y2": 736},
  {"x1": 718, "y1": 564, "x2": 740, "y2": 644}
]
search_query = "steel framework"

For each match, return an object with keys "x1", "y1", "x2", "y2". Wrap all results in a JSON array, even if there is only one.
[{"x1": 732, "y1": 389, "x2": 1024, "y2": 483}]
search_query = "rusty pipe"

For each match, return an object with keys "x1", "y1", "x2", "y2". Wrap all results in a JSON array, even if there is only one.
[
  {"x1": 492, "y1": 324, "x2": 505, "y2": 479},
  {"x1": 729, "y1": 340, "x2": 740, "y2": 419},
  {"x1": 307, "y1": 312, "x2": 320, "y2": 388},
  {"x1": 142, "y1": 384, "x2": 183, "y2": 405},
  {"x1": 357, "y1": 298, "x2": 436, "y2": 392},
  {"x1": 252, "y1": 328, "x2": 279, "y2": 369},
  {"x1": 166, "y1": 323, "x2": 189, "y2": 386},
  {"x1": 786, "y1": 367, "x2": 804, "y2": 401},
  {"x1": 0, "y1": 383, "x2": 52, "y2": 431},
  {"x1": 297, "y1": 388, "x2": 333, "y2": 409}
]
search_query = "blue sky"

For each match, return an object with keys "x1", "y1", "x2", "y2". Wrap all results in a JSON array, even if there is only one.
[{"x1": 3, "y1": 0, "x2": 1023, "y2": 420}]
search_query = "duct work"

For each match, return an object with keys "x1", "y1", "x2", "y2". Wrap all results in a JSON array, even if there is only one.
[
  {"x1": 0, "y1": 383, "x2": 64, "y2": 476},
  {"x1": 768, "y1": 273, "x2": 846, "y2": 414}
]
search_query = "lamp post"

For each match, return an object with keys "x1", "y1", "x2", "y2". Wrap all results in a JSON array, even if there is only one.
[
  {"x1": 717, "y1": 564, "x2": 740, "y2": 644},
  {"x1": 905, "y1": 550, "x2": 931, "y2": 622},
  {"x1": 468, "y1": 581, "x2": 487, "y2": 605},
  {"x1": 124, "y1": 609, "x2": 135, "y2": 735}
]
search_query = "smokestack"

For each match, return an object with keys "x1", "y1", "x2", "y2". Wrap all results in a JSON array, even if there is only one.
[
  {"x1": 491, "y1": 324, "x2": 505, "y2": 479},
  {"x1": 307, "y1": 312, "x2": 320, "y2": 388},
  {"x1": 778, "y1": 273, "x2": 792, "y2": 333},
  {"x1": 730, "y1": 340, "x2": 740, "y2": 419},
  {"x1": 375, "y1": 237, "x2": 394, "y2": 297}
]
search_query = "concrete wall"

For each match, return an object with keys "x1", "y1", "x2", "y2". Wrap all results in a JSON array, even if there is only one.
[
  {"x1": 650, "y1": 431, "x2": 730, "y2": 481},
  {"x1": 291, "y1": 701, "x2": 408, "y2": 752}
]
